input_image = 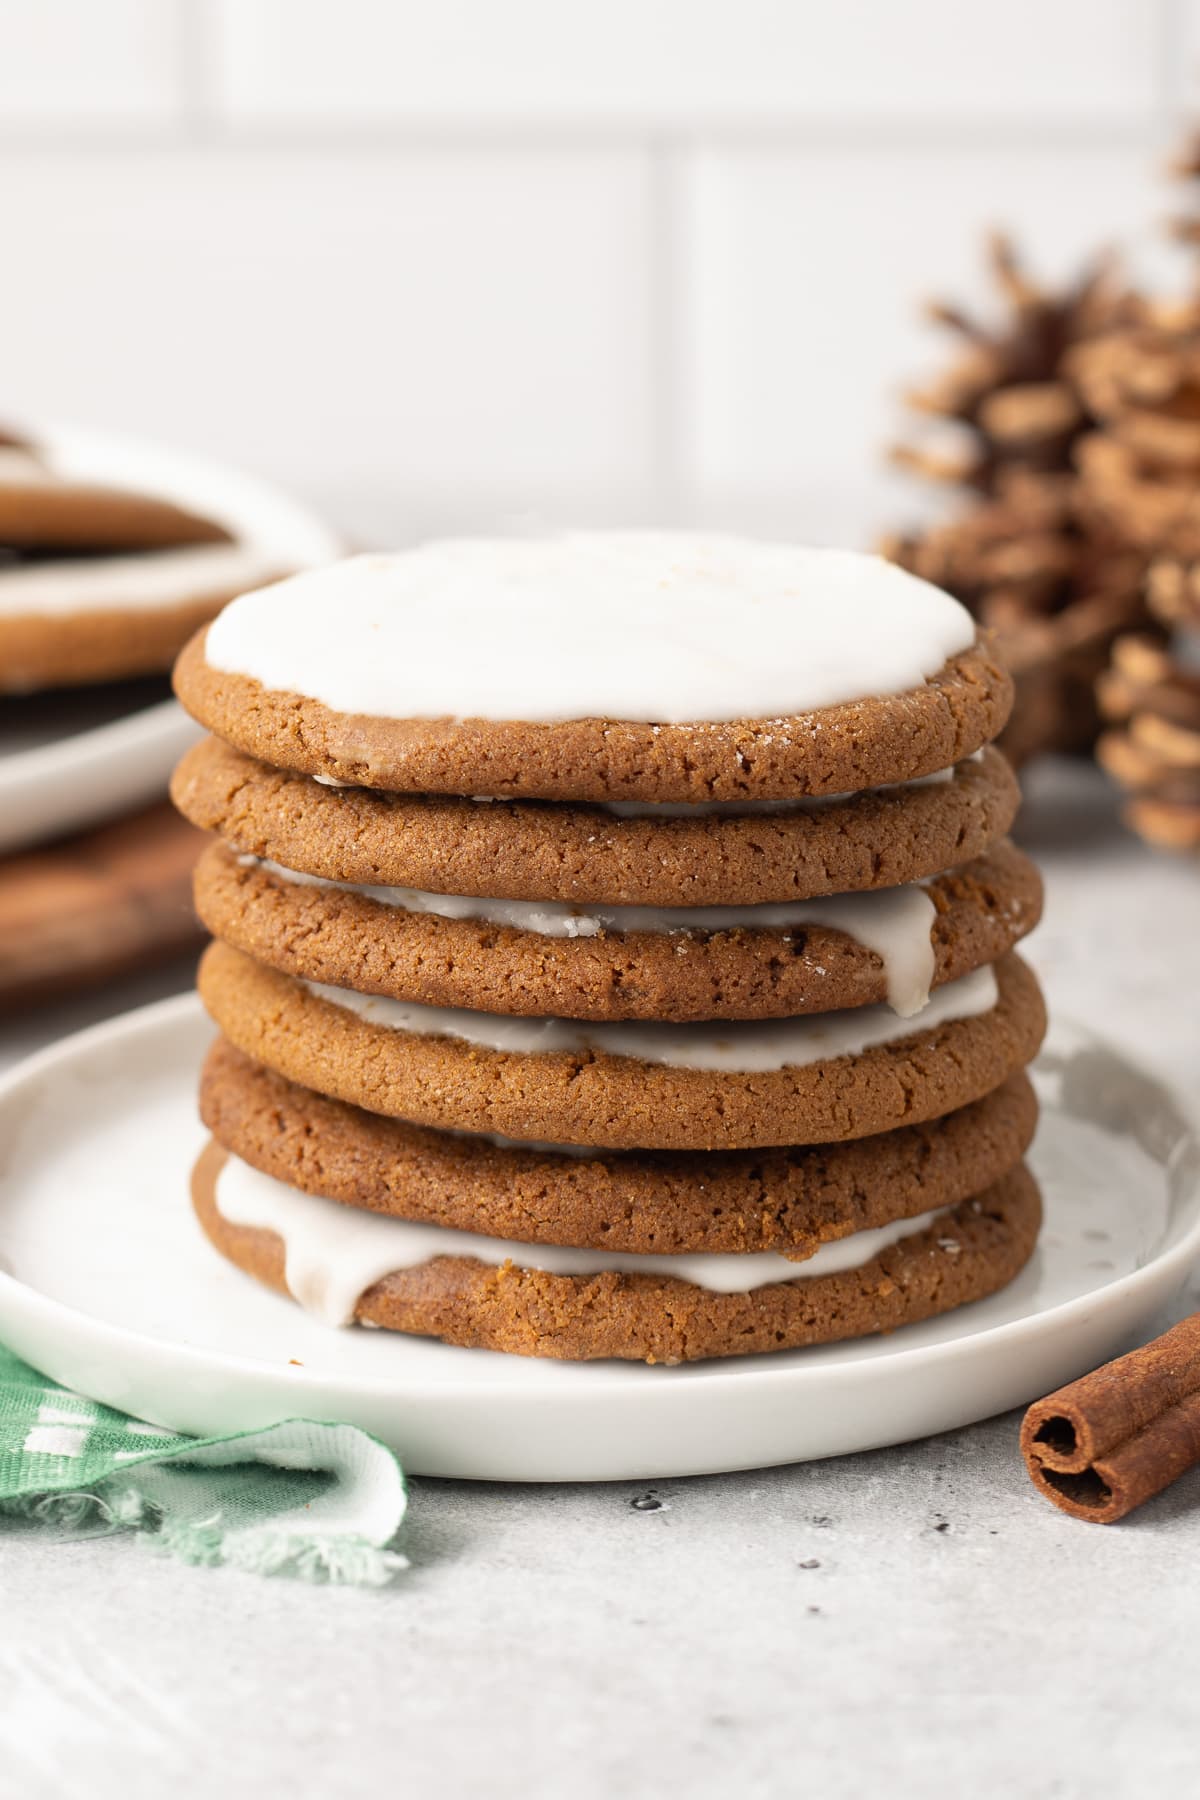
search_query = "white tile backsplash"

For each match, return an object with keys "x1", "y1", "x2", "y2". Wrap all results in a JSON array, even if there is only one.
[
  {"x1": 0, "y1": 0, "x2": 1190, "y2": 541},
  {"x1": 0, "y1": 149, "x2": 654, "y2": 507},
  {"x1": 0, "y1": 0, "x2": 184, "y2": 125},
  {"x1": 1169, "y1": 0, "x2": 1200, "y2": 107},
  {"x1": 678, "y1": 143, "x2": 1188, "y2": 520},
  {"x1": 210, "y1": 0, "x2": 1159, "y2": 127}
]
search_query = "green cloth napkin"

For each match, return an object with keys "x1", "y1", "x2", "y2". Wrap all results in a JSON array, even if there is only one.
[{"x1": 0, "y1": 1345, "x2": 407, "y2": 1585}]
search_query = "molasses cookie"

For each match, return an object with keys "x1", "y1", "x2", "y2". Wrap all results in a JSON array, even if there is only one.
[
  {"x1": 174, "y1": 537, "x2": 1013, "y2": 801},
  {"x1": 201, "y1": 1036, "x2": 1039, "y2": 1256},
  {"x1": 1, "y1": 423, "x2": 340, "y2": 692},
  {"x1": 0, "y1": 433, "x2": 231, "y2": 550},
  {"x1": 193, "y1": 838, "x2": 1042, "y2": 1022},
  {"x1": 193, "y1": 1142, "x2": 1043, "y2": 1362},
  {"x1": 197, "y1": 940, "x2": 1046, "y2": 1150},
  {"x1": 171, "y1": 738, "x2": 1020, "y2": 907},
  {"x1": 2, "y1": 557, "x2": 289, "y2": 693}
]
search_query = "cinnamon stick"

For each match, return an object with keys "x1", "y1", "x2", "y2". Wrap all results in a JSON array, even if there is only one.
[{"x1": 1021, "y1": 1314, "x2": 1200, "y2": 1523}]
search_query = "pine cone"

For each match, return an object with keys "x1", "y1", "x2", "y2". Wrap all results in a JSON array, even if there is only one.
[
  {"x1": 884, "y1": 235, "x2": 1149, "y2": 762},
  {"x1": 891, "y1": 232, "x2": 1125, "y2": 493},
  {"x1": 1072, "y1": 307, "x2": 1200, "y2": 562},
  {"x1": 1079, "y1": 128, "x2": 1200, "y2": 850},
  {"x1": 1096, "y1": 569, "x2": 1200, "y2": 850}
]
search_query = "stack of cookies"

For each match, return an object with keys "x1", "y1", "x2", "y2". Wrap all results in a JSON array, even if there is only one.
[{"x1": 172, "y1": 536, "x2": 1047, "y2": 1365}]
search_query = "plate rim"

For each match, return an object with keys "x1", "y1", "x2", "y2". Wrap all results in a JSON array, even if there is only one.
[
  {"x1": 0, "y1": 990, "x2": 1197, "y2": 1407},
  {"x1": 0, "y1": 693, "x2": 194, "y2": 794}
]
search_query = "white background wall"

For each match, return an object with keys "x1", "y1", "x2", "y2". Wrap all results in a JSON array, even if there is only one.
[{"x1": 2, "y1": 0, "x2": 1198, "y2": 548}]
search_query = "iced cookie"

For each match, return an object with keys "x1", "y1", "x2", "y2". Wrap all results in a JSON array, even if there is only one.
[
  {"x1": 3, "y1": 571, "x2": 282, "y2": 693},
  {"x1": 193, "y1": 838, "x2": 1042, "y2": 1022},
  {"x1": 0, "y1": 432, "x2": 231, "y2": 550},
  {"x1": 193, "y1": 1142, "x2": 1042, "y2": 1362},
  {"x1": 171, "y1": 737, "x2": 1020, "y2": 908},
  {"x1": 1, "y1": 423, "x2": 340, "y2": 693},
  {"x1": 201, "y1": 1037, "x2": 1039, "y2": 1256},
  {"x1": 173, "y1": 537, "x2": 1013, "y2": 801},
  {"x1": 197, "y1": 940, "x2": 1046, "y2": 1150}
]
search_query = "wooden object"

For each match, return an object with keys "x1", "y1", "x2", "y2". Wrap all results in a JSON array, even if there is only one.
[
  {"x1": 0, "y1": 802, "x2": 205, "y2": 1009},
  {"x1": 883, "y1": 234, "x2": 1149, "y2": 761}
]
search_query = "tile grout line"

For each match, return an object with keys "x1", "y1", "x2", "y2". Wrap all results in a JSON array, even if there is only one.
[
  {"x1": 646, "y1": 140, "x2": 686, "y2": 526},
  {"x1": 0, "y1": 119, "x2": 1171, "y2": 158},
  {"x1": 1155, "y1": 0, "x2": 1185, "y2": 123},
  {"x1": 175, "y1": 0, "x2": 217, "y2": 143}
]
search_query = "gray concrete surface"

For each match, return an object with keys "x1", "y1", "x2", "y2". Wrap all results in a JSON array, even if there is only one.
[{"x1": 0, "y1": 759, "x2": 1197, "y2": 1800}]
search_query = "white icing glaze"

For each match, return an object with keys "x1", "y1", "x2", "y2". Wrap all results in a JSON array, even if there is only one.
[
  {"x1": 305, "y1": 961, "x2": 998, "y2": 1071},
  {"x1": 214, "y1": 1154, "x2": 952, "y2": 1326},
  {"x1": 203, "y1": 536, "x2": 974, "y2": 724},
  {"x1": 253, "y1": 857, "x2": 938, "y2": 1015},
  {"x1": 478, "y1": 1130, "x2": 594, "y2": 1157},
  {"x1": 0, "y1": 545, "x2": 291, "y2": 620}
]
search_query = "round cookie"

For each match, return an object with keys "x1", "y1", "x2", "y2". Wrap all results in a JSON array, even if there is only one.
[
  {"x1": 197, "y1": 941, "x2": 1046, "y2": 1150},
  {"x1": 171, "y1": 738, "x2": 1020, "y2": 907},
  {"x1": 194, "y1": 839, "x2": 1043, "y2": 1023},
  {"x1": 0, "y1": 424, "x2": 341, "y2": 693},
  {"x1": 0, "y1": 436, "x2": 232, "y2": 550},
  {"x1": 202, "y1": 1036, "x2": 1039, "y2": 1256},
  {"x1": 175, "y1": 534, "x2": 1009, "y2": 801},
  {"x1": 176, "y1": 628, "x2": 1011, "y2": 803},
  {"x1": 192, "y1": 1142, "x2": 1043, "y2": 1363}
]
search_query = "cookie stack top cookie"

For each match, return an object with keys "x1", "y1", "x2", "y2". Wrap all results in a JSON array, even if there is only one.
[
  {"x1": 177, "y1": 535, "x2": 1010, "y2": 796},
  {"x1": 175, "y1": 534, "x2": 1045, "y2": 1362},
  {"x1": 175, "y1": 534, "x2": 1021, "y2": 901}
]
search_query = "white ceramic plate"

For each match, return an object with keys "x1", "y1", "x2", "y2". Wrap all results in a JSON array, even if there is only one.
[
  {"x1": 0, "y1": 423, "x2": 341, "y2": 854},
  {"x1": 0, "y1": 995, "x2": 1195, "y2": 1483},
  {"x1": 0, "y1": 689, "x2": 201, "y2": 855}
]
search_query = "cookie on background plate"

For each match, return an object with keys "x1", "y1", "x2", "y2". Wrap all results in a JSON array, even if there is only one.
[{"x1": 0, "y1": 423, "x2": 341, "y2": 693}]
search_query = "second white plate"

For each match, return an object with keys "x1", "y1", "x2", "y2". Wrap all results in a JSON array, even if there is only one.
[
  {"x1": 0, "y1": 691, "x2": 201, "y2": 854},
  {"x1": 0, "y1": 995, "x2": 1195, "y2": 1482},
  {"x1": 0, "y1": 422, "x2": 341, "y2": 853}
]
